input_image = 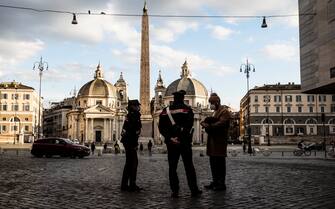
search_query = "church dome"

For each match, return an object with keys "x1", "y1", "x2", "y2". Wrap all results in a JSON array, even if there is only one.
[
  {"x1": 165, "y1": 61, "x2": 208, "y2": 97},
  {"x1": 78, "y1": 63, "x2": 117, "y2": 97}
]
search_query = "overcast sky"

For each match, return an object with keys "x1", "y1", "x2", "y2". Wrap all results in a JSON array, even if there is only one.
[{"x1": 0, "y1": 0, "x2": 300, "y2": 110}]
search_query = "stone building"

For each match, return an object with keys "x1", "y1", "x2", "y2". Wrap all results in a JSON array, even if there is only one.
[
  {"x1": 43, "y1": 64, "x2": 128, "y2": 144},
  {"x1": 0, "y1": 81, "x2": 40, "y2": 143},
  {"x1": 152, "y1": 61, "x2": 213, "y2": 145},
  {"x1": 299, "y1": 0, "x2": 335, "y2": 93},
  {"x1": 43, "y1": 97, "x2": 75, "y2": 138},
  {"x1": 240, "y1": 83, "x2": 335, "y2": 144}
]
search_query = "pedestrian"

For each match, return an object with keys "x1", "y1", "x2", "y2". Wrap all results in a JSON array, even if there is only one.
[
  {"x1": 114, "y1": 141, "x2": 120, "y2": 154},
  {"x1": 120, "y1": 99, "x2": 142, "y2": 192},
  {"x1": 159, "y1": 90, "x2": 202, "y2": 198},
  {"x1": 90, "y1": 142, "x2": 95, "y2": 155},
  {"x1": 139, "y1": 142, "x2": 144, "y2": 152},
  {"x1": 200, "y1": 93, "x2": 232, "y2": 191},
  {"x1": 103, "y1": 143, "x2": 108, "y2": 151},
  {"x1": 148, "y1": 140, "x2": 153, "y2": 155},
  {"x1": 243, "y1": 137, "x2": 247, "y2": 153}
]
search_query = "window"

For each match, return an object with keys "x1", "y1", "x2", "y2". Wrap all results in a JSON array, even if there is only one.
[
  {"x1": 285, "y1": 95, "x2": 292, "y2": 102},
  {"x1": 2, "y1": 125, "x2": 6, "y2": 132},
  {"x1": 309, "y1": 106, "x2": 313, "y2": 113},
  {"x1": 12, "y1": 104, "x2": 19, "y2": 111},
  {"x1": 11, "y1": 125, "x2": 18, "y2": 131},
  {"x1": 96, "y1": 100, "x2": 102, "y2": 105},
  {"x1": 24, "y1": 104, "x2": 30, "y2": 111},
  {"x1": 296, "y1": 95, "x2": 302, "y2": 102},
  {"x1": 12, "y1": 93, "x2": 19, "y2": 100},
  {"x1": 274, "y1": 95, "x2": 281, "y2": 102},
  {"x1": 25, "y1": 125, "x2": 29, "y2": 131},
  {"x1": 287, "y1": 107, "x2": 291, "y2": 113},
  {"x1": 321, "y1": 106, "x2": 325, "y2": 113},
  {"x1": 1, "y1": 93, "x2": 8, "y2": 99},
  {"x1": 319, "y1": 95, "x2": 326, "y2": 102},
  {"x1": 276, "y1": 107, "x2": 280, "y2": 113},
  {"x1": 2, "y1": 104, "x2": 7, "y2": 111},
  {"x1": 307, "y1": 95, "x2": 314, "y2": 102},
  {"x1": 255, "y1": 106, "x2": 258, "y2": 113},
  {"x1": 331, "y1": 67, "x2": 335, "y2": 78},
  {"x1": 298, "y1": 106, "x2": 302, "y2": 113},
  {"x1": 24, "y1": 94, "x2": 30, "y2": 100},
  {"x1": 254, "y1": 96, "x2": 258, "y2": 102},
  {"x1": 331, "y1": 104, "x2": 335, "y2": 113},
  {"x1": 263, "y1": 95, "x2": 270, "y2": 102},
  {"x1": 265, "y1": 106, "x2": 269, "y2": 113},
  {"x1": 286, "y1": 127, "x2": 293, "y2": 134},
  {"x1": 332, "y1": 95, "x2": 335, "y2": 102}
]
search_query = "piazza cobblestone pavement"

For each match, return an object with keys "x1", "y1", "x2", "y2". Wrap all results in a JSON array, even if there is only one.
[{"x1": 0, "y1": 150, "x2": 335, "y2": 209}]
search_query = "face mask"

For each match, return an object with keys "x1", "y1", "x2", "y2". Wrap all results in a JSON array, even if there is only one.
[{"x1": 210, "y1": 104, "x2": 216, "y2": 110}]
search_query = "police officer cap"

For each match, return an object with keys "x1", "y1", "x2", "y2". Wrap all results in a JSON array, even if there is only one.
[
  {"x1": 172, "y1": 90, "x2": 186, "y2": 96},
  {"x1": 128, "y1": 99, "x2": 141, "y2": 106}
]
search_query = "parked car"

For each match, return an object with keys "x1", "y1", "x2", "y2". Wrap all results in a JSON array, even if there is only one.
[
  {"x1": 31, "y1": 137, "x2": 90, "y2": 158},
  {"x1": 72, "y1": 139, "x2": 80, "y2": 144}
]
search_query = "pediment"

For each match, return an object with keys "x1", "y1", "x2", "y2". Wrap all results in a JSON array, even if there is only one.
[{"x1": 83, "y1": 104, "x2": 112, "y2": 113}]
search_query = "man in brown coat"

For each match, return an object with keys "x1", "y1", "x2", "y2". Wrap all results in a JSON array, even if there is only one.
[{"x1": 201, "y1": 93, "x2": 232, "y2": 191}]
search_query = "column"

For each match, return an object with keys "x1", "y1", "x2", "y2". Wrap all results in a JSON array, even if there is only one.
[
  {"x1": 91, "y1": 118, "x2": 94, "y2": 142},
  {"x1": 85, "y1": 118, "x2": 88, "y2": 143},
  {"x1": 103, "y1": 118, "x2": 107, "y2": 142}
]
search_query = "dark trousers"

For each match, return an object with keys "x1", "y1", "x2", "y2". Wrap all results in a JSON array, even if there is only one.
[
  {"x1": 209, "y1": 156, "x2": 226, "y2": 186},
  {"x1": 121, "y1": 147, "x2": 138, "y2": 187},
  {"x1": 167, "y1": 144, "x2": 199, "y2": 193}
]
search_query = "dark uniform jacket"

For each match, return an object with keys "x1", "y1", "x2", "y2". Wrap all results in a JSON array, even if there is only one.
[
  {"x1": 203, "y1": 105, "x2": 232, "y2": 157},
  {"x1": 159, "y1": 102, "x2": 194, "y2": 145},
  {"x1": 121, "y1": 111, "x2": 142, "y2": 148}
]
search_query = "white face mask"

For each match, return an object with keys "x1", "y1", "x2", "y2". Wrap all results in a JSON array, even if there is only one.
[{"x1": 210, "y1": 104, "x2": 216, "y2": 110}]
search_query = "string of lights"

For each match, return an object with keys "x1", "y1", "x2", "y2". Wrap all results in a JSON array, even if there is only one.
[{"x1": 0, "y1": 3, "x2": 316, "y2": 27}]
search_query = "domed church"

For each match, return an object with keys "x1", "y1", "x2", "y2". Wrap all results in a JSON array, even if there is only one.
[
  {"x1": 152, "y1": 61, "x2": 213, "y2": 144},
  {"x1": 67, "y1": 63, "x2": 128, "y2": 144}
]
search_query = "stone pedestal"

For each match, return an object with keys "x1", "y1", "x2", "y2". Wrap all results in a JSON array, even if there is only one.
[{"x1": 139, "y1": 114, "x2": 153, "y2": 144}]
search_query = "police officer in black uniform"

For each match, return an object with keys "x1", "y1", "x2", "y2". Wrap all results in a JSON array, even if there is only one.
[
  {"x1": 121, "y1": 99, "x2": 142, "y2": 192},
  {"x1": 159, "y1": 90, "x2": 202, "y2": 198}
]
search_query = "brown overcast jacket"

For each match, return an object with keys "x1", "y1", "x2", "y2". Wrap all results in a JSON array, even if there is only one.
[{"x1": 205, "y1": 105, "x2": 232, "y2": 157}]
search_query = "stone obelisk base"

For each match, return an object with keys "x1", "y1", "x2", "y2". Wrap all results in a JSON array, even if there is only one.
[{"x1": 139, "y1": 115, "x2": 153, "y2": 146}]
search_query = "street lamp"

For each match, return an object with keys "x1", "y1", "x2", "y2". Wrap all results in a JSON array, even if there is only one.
[
  {"x1": 33, "y1": 57, "x2": 48, "y2": 139},
  {"x1": 240, "y1": 59, "x2": 255, "y2": 154}
]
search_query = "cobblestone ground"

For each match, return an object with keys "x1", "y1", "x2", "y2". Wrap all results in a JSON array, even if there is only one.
[{"x1": 0, "y1": 151, "x2": 335, "y2": 209}]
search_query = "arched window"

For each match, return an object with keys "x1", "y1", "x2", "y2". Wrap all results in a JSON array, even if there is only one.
[
  {"x1": 9, "y1": 117, "x2": 20, "y2": 122},
  {"x1": 306, "y1": 118, "x2": 317, "y2": 135},
  {"x1": 284, "y1": 118, "x2": 295, "y2": 135}
]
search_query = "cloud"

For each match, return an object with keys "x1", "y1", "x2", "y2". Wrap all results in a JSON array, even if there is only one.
[
  {"x1": 0, "y1": 38, "x2": 44, "y2": 66},
  {"x1": 262, "y1": 42, "x2": 298, "y2": 61},
  {"x1": 151, "y1": 21, "x2": 198, "y2": 43},
  {"x1": 207, "y1": 25, "x2": 235, "y2": 40}
]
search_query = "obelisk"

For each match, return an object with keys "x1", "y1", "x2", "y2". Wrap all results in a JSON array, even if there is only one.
[{"x1": 139, "y1": 1, "x2": 153, "y2": 140}]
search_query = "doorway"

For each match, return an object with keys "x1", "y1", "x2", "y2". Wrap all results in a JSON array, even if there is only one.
[{"x1": 95, "y1": 131, "x2": 102, "y2": 143}]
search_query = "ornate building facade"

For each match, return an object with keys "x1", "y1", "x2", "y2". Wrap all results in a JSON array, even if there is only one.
[
  {"x1": 152, "y1": 61, "x2": 213, "y2": 144},
  {"x1": 43, "y1": 64, "x2": 128, "y2": 144},
  {"x1": 240, "y1": 83, "x2": 335, "y2": 144},
  {"x1": 0, "y1": 81, "x2": 40, "y2": 143}
]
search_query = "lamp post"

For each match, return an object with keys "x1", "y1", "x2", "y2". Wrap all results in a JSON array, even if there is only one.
[
  {"x1": 240, "y1": 59, "x2": 255, "y2": 154},
  {"x1": 33, "y1": 57, "x2": 48, "y2": 139}
]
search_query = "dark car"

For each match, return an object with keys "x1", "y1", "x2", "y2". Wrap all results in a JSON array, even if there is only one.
[{"x1": 31, "y1": 137, "x2": 90, "y2": 158}]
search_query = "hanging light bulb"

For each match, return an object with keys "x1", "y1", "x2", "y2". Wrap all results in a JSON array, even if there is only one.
[
  {"x1": 261, "y1": 16, "x2": 267, "y2": 28},
  {"x1": 72, "y1": 13, "x2": 78, "y2": 24}
]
